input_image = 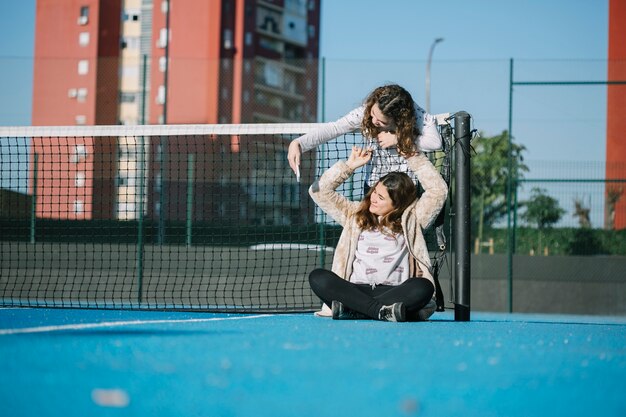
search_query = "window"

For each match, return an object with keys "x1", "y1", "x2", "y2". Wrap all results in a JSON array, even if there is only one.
[
  {"x1": 155, "y1": 173, "x2": 162, "y2": 191},
  {"x1": 117, "y1": 173, "x2": 136, "y2": 187},
  {"x1": 79, "y1": 32, "x2": 90, "y2": 47},
  {"x1": 71, "y1": 144, "x2": 87, "y2": 162},
  {"x1": 117, "y1": 203, "x2": 136, "y2": 215},
  {"x1": 120, "y1": 92, "x2": 137, "y2": 103},
  {"x1": 73, "y1": 200, "x2": 84, "y2": 214},
  {"x1": 158, "y1": 56, "x2": 167, "y2": 72},
  {"x1": 223, "y1": 29, "x2": 233, "y2": 50},
  {"x1": 75, "y1": 172, "x2": 86, "y2": 187},
  {"x1": 263, "y1": 62, "x2": 283, "y2": 88},
  {"x1": 77, "y1": 88, "x2": 87, "y2": 102},
  {"x1": 286, "y1": 0, "x2": 307, "y2": 15},
  {"x1": 78, "y1": 60, "x2": 88, "y2": 75},
  {"x1": 259, "y1": 37, "x2": 282, "y2": 54},
  {"x1": 156, "y1": 85, "x2": 166, "y2": 104},
  {"x1": 284, "y1": 72, "x2": 297, "y2": 93},
  {"x1": 121, "y1": 36, "x2": 140, "y2": 49},
  {"x1": 77, "y1": 6, "x2": 89, "y2": 25},
  {"x1": 121, "y1": 66, "x2": 139, "y2": 78},
  {"x1": 257, "y1": 8, "x2": 281, "y2": 34},
  {"x1": 157, "y1": 28, "x2": 168, "y2": 48},
  {"x1": 123, "y1": 9, "x2": 141, "y2": 22}
]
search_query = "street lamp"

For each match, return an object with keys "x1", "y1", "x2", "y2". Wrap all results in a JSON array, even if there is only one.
[{"x1": 425, "y1": 38, "x2": 444, "y2": 114}]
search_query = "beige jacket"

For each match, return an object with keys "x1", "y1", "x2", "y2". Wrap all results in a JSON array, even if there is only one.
[{"x1": 309, "y1": 153, "x2": 448, "y2": 291}]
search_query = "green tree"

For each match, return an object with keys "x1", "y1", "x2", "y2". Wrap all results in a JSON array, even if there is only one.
[
  {"x1": 521, "y1": 187, "x2": 565, "y2": 254},
  {"x1": 471, "y1": 130, "x2": 528, "y2": 243}
]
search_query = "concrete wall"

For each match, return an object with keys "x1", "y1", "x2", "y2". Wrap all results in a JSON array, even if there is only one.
[
  {"x1": 2, "y1": 243, "x2": 625, "y2": 315},
  {"x1": 439, "y1": 254, "x2": 626, "y2": 316}
]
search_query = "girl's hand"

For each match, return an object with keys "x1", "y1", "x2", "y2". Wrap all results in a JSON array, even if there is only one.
[
  {"x1": 376, "y1": 131, "x2": 398, "y2": 149},
  {"x1": 346, "y1": 146, "x2": 372, "y2": 170},
  {"x1": 287, "y1": 140, "x2": 302, "y2": 175}
]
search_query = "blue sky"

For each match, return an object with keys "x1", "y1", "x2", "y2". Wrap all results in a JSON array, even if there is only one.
[{"x1": 0, "y1": 0, "x2": 609, "y2": 166}]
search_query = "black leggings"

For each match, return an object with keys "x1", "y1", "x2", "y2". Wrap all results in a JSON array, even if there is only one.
[{"x1": 309, "y1": 268, "x2": 435, "y2": 320}]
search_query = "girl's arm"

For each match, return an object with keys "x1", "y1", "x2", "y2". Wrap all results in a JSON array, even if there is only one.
[
  {"x1": 415, "y1": 105, "x2": 443, "y2": 152},
  {"x1": 405, "y1": 153, "x2": 448, "y2": 228},
  {"x1": 294, "y1": 106, "x2": 363, "y2": 153},
  {"x1": 288, "y1": 106, "x2": 363, "y2": 175},
  {"x1": 308, "y1": 147, "x2": 371, "y2": 226}
]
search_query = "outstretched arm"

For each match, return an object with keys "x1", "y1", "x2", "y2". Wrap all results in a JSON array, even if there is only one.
[{"x1": 287, "y1": 107, "x2": 364, "y2": 175}]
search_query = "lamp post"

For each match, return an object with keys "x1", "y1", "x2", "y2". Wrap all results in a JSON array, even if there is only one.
[{"x1": 425, "y1": 38, "x2": 444, "y2": 114}]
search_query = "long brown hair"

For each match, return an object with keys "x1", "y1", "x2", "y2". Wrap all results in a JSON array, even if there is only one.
[
  {"x1": 361, "y1": 84, "x2": 419, "y2": 156},
  {"x1": 355, "y1": 172, "x2": 416, "y2": 235}
]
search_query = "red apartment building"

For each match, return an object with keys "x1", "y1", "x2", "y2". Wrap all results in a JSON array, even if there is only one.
[
  {"x1": 31, "y1": 0, "x2": 121, "y2": 219},
  {"x1": 606, "y1": 0, "x2": 626, "y2": 229},
  {"x1": 31, "y1": 0, "x2": 321, "y2": 225}
]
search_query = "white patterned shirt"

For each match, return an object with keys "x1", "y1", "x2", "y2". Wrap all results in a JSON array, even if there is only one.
[{"x1": 350, "y1": 229, "x2": 410, "y2": 288}]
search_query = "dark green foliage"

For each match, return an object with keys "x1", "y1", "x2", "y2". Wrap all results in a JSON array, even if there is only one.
[{"x1": 474, "y1": 226, "x2": 625, "y2": 256}]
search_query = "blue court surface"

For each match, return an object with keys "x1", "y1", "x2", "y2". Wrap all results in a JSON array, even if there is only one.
[{"x1": 1, "y1": 307, "x2": 625, "y2": 417}]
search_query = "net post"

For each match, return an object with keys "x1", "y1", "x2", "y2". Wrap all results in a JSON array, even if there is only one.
[
  {"x1": 136, "y1": 136, "x2": 147, "y2": 305},
  {"x1": 454, "y1": 111, "x2": 471, "y2": 321}
]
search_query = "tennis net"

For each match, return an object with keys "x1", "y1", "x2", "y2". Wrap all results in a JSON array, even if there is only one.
[{"x1": 0, "y1": 119, "x2": 456, "y2": 312}]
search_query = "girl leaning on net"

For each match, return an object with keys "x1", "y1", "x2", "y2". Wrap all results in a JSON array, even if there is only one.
[
  {"x1": 288, "y1": 84, "x2": 442, "y2": 191},
  {"x1": 307, "y1": 144, "x2": 448, "y2": 322}
]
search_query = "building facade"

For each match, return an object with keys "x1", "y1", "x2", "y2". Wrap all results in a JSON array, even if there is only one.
[
  {"x1": 31, "y1": 0, "x2": 321, "y2": 226},
  {"x1": 31, "y1": 0, "x2": 121, "y2": 220},
  {"x1": 606, "y1": 0, "x2": 626, "y2": 230}
]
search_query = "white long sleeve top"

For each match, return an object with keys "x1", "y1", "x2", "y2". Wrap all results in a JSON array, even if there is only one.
[
  {"x1": 350, "y1": 229, "x2": 410, "y2": 288},
  {"x1": 296, "y1": 103, "x2": 442, "y2": 186}
]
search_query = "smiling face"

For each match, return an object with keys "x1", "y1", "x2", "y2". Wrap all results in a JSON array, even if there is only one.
[{"x1": 368, "y1": 182, "x2": 395, "y2": 217}]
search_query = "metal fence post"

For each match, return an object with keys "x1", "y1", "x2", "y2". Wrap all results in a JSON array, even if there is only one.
[
  {"x1": 30, "y1": 153, "x2": 38, "y2": 244},
  {"x1": 186, "y1": 153, "x2": 195, "y2": 247}
]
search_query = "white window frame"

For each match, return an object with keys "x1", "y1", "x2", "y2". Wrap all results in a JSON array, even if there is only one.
[
  {"x1": 79, "y1": 32, "x2": 90, "y2": 47},
  {"x1": 75, "y1": 172, "x2": 86, "y2": 187},
  {"x1": 78, "y1": 60, "x2": 89, "y2": 75},
  {"x1": 73, "y1": 200, "x2": 85, "y2": 214}
]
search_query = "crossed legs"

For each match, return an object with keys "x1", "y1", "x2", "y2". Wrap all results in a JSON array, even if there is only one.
[{"x1": 308, "y1": 268, "x2": 435, "y2": 321}]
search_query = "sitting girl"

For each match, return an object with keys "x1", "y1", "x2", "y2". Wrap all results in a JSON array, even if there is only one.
[{"x1": 308, "y1": 145, "x2": 447, "y2": 321}]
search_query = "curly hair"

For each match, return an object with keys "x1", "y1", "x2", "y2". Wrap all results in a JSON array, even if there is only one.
[
  {"x1": 355, "y1": 172, "x2": 417, "y2": 235},
  {"x1": 361, "y1": 84, "x2": 420, "y2": 156}
]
